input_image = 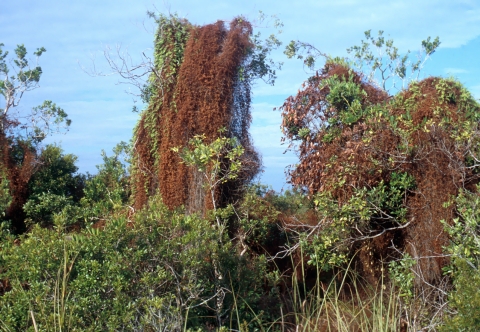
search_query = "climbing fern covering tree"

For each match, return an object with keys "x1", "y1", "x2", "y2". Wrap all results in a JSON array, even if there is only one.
[{"x1": 1, "y1": 15, "x2": 480, "y2": 331}]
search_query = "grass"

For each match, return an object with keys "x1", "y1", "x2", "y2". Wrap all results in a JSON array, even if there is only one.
[{"x1": 283, "y1": 271, "x2": 403, "y2": 332}]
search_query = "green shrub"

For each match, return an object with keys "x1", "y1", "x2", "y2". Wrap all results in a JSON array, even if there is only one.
[
  {"x1": 441, "y1": 258, "x2": 480, "y2": 331},
  {"x1": 23, "y1": 144, "x2": 85, "y2": 228},
  {"x1": 441, "y1": 187, "x2": 480, "y2": 331},
  {"x1": 80, "y1": 142, "x2": 130, "y2": 221},
  {"x1": 0, "y1": 194, "x2": 278, "y2": 331}
]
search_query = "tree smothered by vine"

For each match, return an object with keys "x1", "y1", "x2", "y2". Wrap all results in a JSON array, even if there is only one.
[{"x1": 132, "y1": 15, "x2": 278, "y2": 215}]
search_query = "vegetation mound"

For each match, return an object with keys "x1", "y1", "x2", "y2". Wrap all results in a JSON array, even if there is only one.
[
  {"x1": 132, "y1": 17, "x2": 260, "y2": 216},
  {"x1": 281, "y1": 60, "x2": 480, "y2": 285}
]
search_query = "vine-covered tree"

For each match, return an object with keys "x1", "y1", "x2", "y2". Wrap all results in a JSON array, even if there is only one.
[
  {"x1": 131, "y1": 14, "x2": 281, "y2": 215},
  {"x1": 280, "y1": 33, "x2": 480, "y2": 286}
]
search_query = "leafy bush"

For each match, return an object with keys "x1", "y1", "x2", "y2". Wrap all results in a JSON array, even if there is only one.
[
  {"x1": 441, "y1": 187, "x2": 480, "y2": 331},
  {"x1": 13, "y1": 144, "x2": 84, "y2": 229},
  {"x1": 80, "y1": 142, "x2": 130, "y2": 221},
  {"x1": 441, "y1": 258, "x2": 480, "y2": 331},
  {"x1": 0, "y1": 166, "x2": 11, "y2": 217},
  {"x1": 0, "y1": 194, "x2": 278, "y2": 331},
  {"x1": 23, "y1": 192, "x2": 77, "y2": 228}
]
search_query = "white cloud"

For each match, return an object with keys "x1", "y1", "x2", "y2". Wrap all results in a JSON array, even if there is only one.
[{"x1": 444, "y1": 67, "x2": 469, "y2": 74}]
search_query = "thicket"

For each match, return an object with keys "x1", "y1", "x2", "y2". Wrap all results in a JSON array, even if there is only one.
[{"x1": 0, "y1": 195, "x2": 282, "y2": 331}]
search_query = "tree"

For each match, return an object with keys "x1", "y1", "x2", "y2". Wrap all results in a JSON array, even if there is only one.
[
  {"x1": 0, "y1": 44, "x2": 44, "y2": 120},
  {"x1": 23, "y1": 144, "x2": 85, "y2": 228},
  {"x1": 130, "y1": 14, "x2": 280, "y2": 215},
  {"x1": 0, "y1": 44, "x2": 70, "y2": 140},
  {"x1": 346, "y1": 30, "x2": 440, "y2": 90},
  {"x1": 0, "y1": 43, "x2": 71, "y2": 233},
  {"x1": 280, "y1": 33, "x2": 480, "y2": 290},
  {"x1": 284, "y1": 30, "x2": 440, "y2": 91}
]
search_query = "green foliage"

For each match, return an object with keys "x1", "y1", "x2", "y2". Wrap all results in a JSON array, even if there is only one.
[
  {"x1": 440, "y1": 186, "x2": 480, "y2": 330},
  {"x1": 368, "y1": 172, "x2": 416, "y2": 222},
  {"x1": 0, "y1": 195, "x2": 277, "y2": 331},
  {"x1": 440, "y1": 258, "x2": 480, "y2": 331},
  {"x1": 0, "y1": 43, "x2": 70, "y2": 140},
  {"x1": 30, "y1": 145, "x2": 82, "y2": 196},
  {"x1": 175, "y1": 132, "x2": 244, "y2": 184},
  {"x1": 347, "y1": 30, "x2": 440, "y2": 90},
  {"x1": 321, "y1": 73, "x2": 365, "y2": 113},
  {"x1": 388, "y1": 253, "x2": 416, "y2": 301},
  {"x1": 0, "y1": 166, "x2": 11, "y2": 217},
  {"x1": 236, "y1": 186, "x2": 283, "y2": 252},
  {"x1": 22, "y1": 145, "x2": 84, "y2": 228},
  {"x1": 174, "y1": 131, "x2": 245, "y2": 228},
  {"x1": 285, "y1": 67, "x2": 367, "y2": 143},
  {"x1": 29, "y1": 100, "x2": 71, "y2": 142},
  {"x1": 146, "y1": 12, "x2": 191, "y2": 104},
  {"x1": 262, "y1": 185, "x2": 312, "y2": 215},
  {"x1": 284, "y1": 40, "x2": 327, "y2": 70},
  {"x1": 23, "y1": 143, "x2": 130, "y2": 229},
  {"x1": 444, "y1": 189, "x2": 480, "y2": 261},
  {"x1": 284, "y1": 30, "x2": 440, "y2": 91},
  {"x1": 80, "y1": 142, "x2": 130, "y2": 220},
  {"x1": 23, "y1": 193, "x2": 75, "y2": 228},
  {"x1": 386, "y1": 77, "x2": 480, "y2": 149},
  {"x1": 0, "y1": 44, "x2": 45, "y2": 110},
  {"x1": 309, "y1": 190, "x2": 371, "y2": 271},
  {"x1": 307, "y1": 172, "x2": 414, "y2": 272}
]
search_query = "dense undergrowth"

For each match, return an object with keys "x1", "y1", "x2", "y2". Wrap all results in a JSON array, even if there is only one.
[
  {"x1": 0, "y1": 194, "x2": 278, "y2": 331},
  {"x1": 1, "y1": 14, "x2": 480, "y2": 332},
  {"x1": 1, "y1": 181, "x2": 480, "y2": 331},
  {"x1": 1, "y1": 185, "x2": 479, "y2": 331}
]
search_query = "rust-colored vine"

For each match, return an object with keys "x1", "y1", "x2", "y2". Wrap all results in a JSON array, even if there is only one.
[
  {"x1": 132, "y1": 18, "x2": 260, "y2": 215},
  {"x1": 0, "y1": 132, "x2": 37, "y2": 233},
  {"x1": 281, "y1": 62, "x2": 480, "y2": 284}
]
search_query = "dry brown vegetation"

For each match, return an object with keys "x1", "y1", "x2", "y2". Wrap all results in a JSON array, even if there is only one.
[
  {"x1": 132, "y1": 18, "x2": 260, "y2": 216},
  {"x1": 280, "y1": 62, "x2": 480, "y2": 286},
  {"x1": 0, "y1": 131, "x2": 37, "y2": 233}
]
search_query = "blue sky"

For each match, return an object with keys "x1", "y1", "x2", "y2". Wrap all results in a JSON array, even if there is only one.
[{"x1": 2, "y1": 0, "x2": 480, "y2": 191}]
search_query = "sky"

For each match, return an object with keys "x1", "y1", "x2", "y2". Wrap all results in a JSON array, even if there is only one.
[{"x1": 2, "y1": 0, "x2": 480, "y2": 191}]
